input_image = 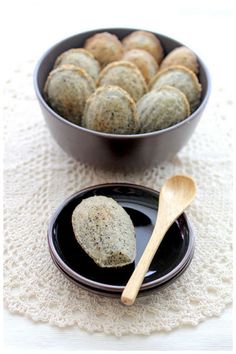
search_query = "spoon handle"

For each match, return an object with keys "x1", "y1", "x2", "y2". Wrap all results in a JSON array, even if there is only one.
[{"x1": 121, "y1": 219, "x2": 169, "y2": 306}]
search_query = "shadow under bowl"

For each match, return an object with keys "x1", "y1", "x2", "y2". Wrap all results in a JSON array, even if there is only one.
[
  {"x1": 47, "y1": 183, "x2": 195, "y2": 295},
  {"x1": 34, "y1": 28, "x2": 211, "y2": 171}
]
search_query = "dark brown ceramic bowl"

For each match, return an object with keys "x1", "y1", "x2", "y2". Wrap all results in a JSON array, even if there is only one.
[
  {"x1": 34, "y1": 28, "x2": 210, "y2": 171},
  {"x1": 47, "y1": 183, "x2": 195, "y2": 296}
]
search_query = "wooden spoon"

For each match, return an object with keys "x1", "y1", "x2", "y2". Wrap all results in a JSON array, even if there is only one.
[{"x1": 121, "y1": 175, "x2": 196, "y2": 306}]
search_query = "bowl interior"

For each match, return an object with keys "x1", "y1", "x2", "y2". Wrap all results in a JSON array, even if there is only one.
[
  {"x1": 36, "y1": 28, "x2": 210, "y2": 121},
  {"x1": 48, "y1": 184, "x2": 193, "y2": 289}
]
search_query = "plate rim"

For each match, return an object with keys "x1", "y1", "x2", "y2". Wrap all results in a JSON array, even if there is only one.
[{"x1": 49, "y1": 246, "x2": 195, "y2": 297}]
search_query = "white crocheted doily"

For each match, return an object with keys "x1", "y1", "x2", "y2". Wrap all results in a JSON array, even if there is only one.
[{"x1": 3, "y1": 61, "x2": 233, "y2": 336}]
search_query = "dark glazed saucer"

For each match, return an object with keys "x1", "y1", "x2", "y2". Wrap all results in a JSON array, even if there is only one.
[{"x1": 48, "y1": 183, "x2": 195, "y2": 294}]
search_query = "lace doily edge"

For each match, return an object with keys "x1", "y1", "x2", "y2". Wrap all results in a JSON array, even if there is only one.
[{"x1": 3, "y1": 297, "x2": 232, "y2": 336}]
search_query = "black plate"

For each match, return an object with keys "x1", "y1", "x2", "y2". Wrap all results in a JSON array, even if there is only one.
[{"x1": 48, "y1": 183, "x2": 194, "y2": 292}]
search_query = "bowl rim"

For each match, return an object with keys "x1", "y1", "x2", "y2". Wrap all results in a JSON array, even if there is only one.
[
  {"x1": 47, "y1": 182, "x2": 195, "y2": 292},
  {"x1": 34, "y1": 27, "x2": 211, "y2": 140}
]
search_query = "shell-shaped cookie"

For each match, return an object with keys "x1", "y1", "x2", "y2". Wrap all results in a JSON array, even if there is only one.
[
  {"x1": 137, "y1": 86, "x2": 190, "y2": 133},
  {"x1": 82, "y1": 85, "x2": 139, "y2": 134},
  {"x1": 122, "y1": 49, "x2": 158, "y2": 83},
  {"x1": 97, "y1": 61, "x2": 147, "y2": 102},
  {"x1": 44, "y1": 64, "x2": 95, "y2": 125},
  {"x1": 149, "y1": 65, "x2": 202, "y2": 112},
  {"x1": 72, "y1": 196, "x2": 136, "y2": 268},
  {"x1": 84, "y1": 32, "x2": 124, "y2": 67},
  {"x1": 54, "y1": 48, "x2": 101, "y2": 81},
  {"x1": 122, "y1": 30, "x2": 164, "y2": 64},
  {"x1": 160, "y1": 46, "x2": 199, "y2": 74}
]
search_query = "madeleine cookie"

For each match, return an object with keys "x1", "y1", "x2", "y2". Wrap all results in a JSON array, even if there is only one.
[
  {"x1": 122, "y1": 30, "x2": 164, "y2": 64},
  {"x1": 54, "y1": 48, "x2": 101, "y2": 81},
  {"x1": 82, "y1": 86, "x2": 139, "y2": 134},
  {"x1": 44, "y1": 64, "x2": 95, "y2": 125},
  {"x1": 160, "y1": 46, "x2": 199, "y2": 74},
  {"x1": 84, "y1": 32, "x2": 124, "y2": 67},
  {"x1": 137, "y1": 86, "x2": 190, "y2": 133},
  {"x1": 72, "y1": 196, "x2": 136, "y2": 268},
  {"x1": 122, "y1": 49, "x2": 158, "y2": 83},
  {"x1": 149, "y1": 65, "x2": 202, "y2": 112},
  {"x1": 97, "y1": 61, "x2": 147, "y2": 102}
]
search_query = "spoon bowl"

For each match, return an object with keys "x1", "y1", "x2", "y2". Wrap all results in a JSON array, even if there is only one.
[{"x1": 158, "y1": 175, "x2": 197, "y2": 223}]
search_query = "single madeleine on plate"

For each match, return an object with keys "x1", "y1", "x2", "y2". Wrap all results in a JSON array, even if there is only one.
[
  {"x1": 84, "y1": 32, "x2": 124, "y2": 67},
  {"x1": 54, "y1": 48, "x2": 101, "y2": 81},
  {"x1": 137, "y1": 86, "x2": 190, "y2": 133},
  {"x1": 122, "y1": 30, "x2": 164, "y2": 64},
  {"x1": 72, "y1": 195, "x2": 136, "y2": 268},
  {"x1": 97, "y1": 61, "x2": 147, "y2": 102},
  {"x1": 82, "y1": 85, "x2": 139, "y2": 134},
  {"x1": 44, "y1": 64, "x2": 95, "y2": 124},
  {"x1": 149, "y1": 65, "x2": 202, "y2": 112}
]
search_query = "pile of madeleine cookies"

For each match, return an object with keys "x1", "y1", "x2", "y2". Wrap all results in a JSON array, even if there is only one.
[{"x1": 44, "y1": 30, "x2": 202, "y2": 134}]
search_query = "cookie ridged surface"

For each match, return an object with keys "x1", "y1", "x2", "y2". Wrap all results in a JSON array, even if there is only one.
[
  {"x1": 122, "y1": 49, "x2": 158, "y2": 83},
  {"x1": 72, "y1": 196, "x2": 136, "y2": 268},
  {"x1": 122, "y1": 30, "x2": 164, "y2": 64},
  {"x1": 149, "y1": 65, "x2": 202, "y2": 112},
  {"x1": 82, "y1": 86, "x2": 139, "y2": 134},
  {"x1": 44, "y1": 64, "x2": 95, "y2": 125},
  {"x1": 160, "y1": 46, "x2": 199, "y2": 74},
  {"x1": 97, "y1": 61, "x2": 147, "y2": 102},
  {"x1": 54, "y1": 48, "x2": 101, "y2": 81},
  {"x1": 137, "y1": 86, "x2": 190, "y2": 133},
  {"x1": 84, "y1": 32, "x2": 124, "y2": 67}
]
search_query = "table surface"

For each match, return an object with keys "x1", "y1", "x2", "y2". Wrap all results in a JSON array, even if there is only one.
[
  {"x1": 4, "y1": 307, "x2": 233, "y2": 351},
  {"x1": 3, "y1": 0, "x2": 233, "y2": 351}
]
